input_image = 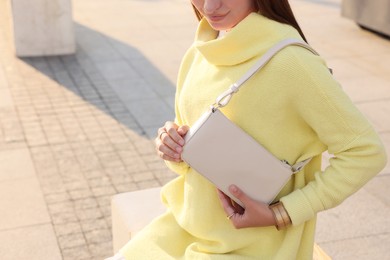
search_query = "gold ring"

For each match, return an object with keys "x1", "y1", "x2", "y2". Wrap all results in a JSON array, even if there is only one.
[
  {"x1": 159, "y1": 130, "x2": 167, "y2": 140},
  {"x1": 226, "y1": 212, "x2": 235, "y2": 220}
]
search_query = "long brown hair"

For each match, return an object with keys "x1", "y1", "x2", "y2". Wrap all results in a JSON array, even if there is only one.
[{"x1": 191, "y1": 0, "x2": 307, "y2": 42}]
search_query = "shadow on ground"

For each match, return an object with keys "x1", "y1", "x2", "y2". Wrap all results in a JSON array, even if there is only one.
[{"x1": 21, "y1": 22, "x2": 175, "y2": 139}]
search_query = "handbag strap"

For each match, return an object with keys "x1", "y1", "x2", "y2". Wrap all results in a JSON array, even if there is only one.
[
  {"x1": 212, "y1": 38, "x2": 320, "y2": 110},
  {"x1": 211, "y1": 38, "x2": 319, "y2": 173}
]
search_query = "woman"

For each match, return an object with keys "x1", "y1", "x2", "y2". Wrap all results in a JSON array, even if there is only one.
[{"x1": 111, "y1": 0, "x2": 387, "y2": 259}]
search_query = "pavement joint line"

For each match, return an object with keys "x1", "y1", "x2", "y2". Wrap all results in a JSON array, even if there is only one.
[
  {"x1": 0, "y1": 221, "x2": 53, "y2": 233},
  {"x1": 355, "y1": 99, "x2": 390, "y2": 105},
  {"x1": 319, "y1": 231, "x2": 390, "y2": 245}
]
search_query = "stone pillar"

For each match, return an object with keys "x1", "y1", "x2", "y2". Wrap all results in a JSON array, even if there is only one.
[
  {"x1": 9, "y1": 0, "x2": 75, "y2": 57},
  {"x1": 341, "y1": 0, "x2": 390, "y2": 37}
]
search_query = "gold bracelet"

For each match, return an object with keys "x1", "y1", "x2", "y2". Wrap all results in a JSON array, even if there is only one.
[
  {"x1": 279, "y1": 204, "x2": 291, "y2": 227},
  {"x1": 269, "y1": 202, "x2": 292, "y2": 230},
  {"x1": 272, "y1": 205, "x2": 284, "y2": 229},
  {"x1": 269, "y1": 203, "x2": 283, "y2": 230}
]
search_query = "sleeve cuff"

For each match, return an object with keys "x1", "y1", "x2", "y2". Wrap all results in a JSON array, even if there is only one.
[
  {"x1": 280, "y1": 185, "x2": 323, "y2": 226},
  {"x1": 164, "y1": 160, "x2": 190, "y2": 175}
]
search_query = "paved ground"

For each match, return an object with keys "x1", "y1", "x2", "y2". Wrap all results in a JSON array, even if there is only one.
[{"x1": 0, "y1": 0, "x2": 389, "y2": 259}]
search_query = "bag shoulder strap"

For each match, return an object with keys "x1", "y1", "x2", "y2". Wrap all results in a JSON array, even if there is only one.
[
  {"x1": 212, "y1": 38, "x2": 318, "y2": 173},
  {"x1": 212, "y1": 39, "x2": 319, "y2": 109}
]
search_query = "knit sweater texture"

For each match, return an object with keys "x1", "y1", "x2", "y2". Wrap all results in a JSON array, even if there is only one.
[{"x1": 120, "y1": 13, "x2": 387, "y2": 259}]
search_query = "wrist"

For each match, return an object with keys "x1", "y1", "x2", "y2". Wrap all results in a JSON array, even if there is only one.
[{"x1": 269, "y1": 201, "x2": 292, "y2": 230}]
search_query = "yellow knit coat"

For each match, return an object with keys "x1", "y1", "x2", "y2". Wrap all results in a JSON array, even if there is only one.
[{"x1": 120, "y1": 13, "x2": 387, "y2": 259}]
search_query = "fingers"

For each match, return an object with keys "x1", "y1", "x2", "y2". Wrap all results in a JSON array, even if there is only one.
[
  {"x1": 177, "y1": 125, "x2": 189, "y2": 136},
  {"x1": 228, "y1": 185, "x2": 253, "y2": 208},
  {"x1": 165, "y1": 122, "x2": 185, "y2": 146},
  {"x1": 217, "y1": 189, "x2": 236, "y2": 216},
  {"x1": 155, "y1": 122, "x2": 188, "y2": 162},
  {"x1": 221, "y1": 185, "x2": 274, "y2": 229}
]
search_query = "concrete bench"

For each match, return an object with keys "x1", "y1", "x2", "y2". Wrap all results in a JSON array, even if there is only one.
[
  {"x1": 111, "y1": 187, "x2": 166, "y2": 252},
  {"x1": 111, "y1": 187, "x2": 331, "y2": 259}
]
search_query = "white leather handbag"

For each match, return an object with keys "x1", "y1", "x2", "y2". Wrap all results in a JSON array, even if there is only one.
[{"x1": 181, "y1": 39, "x2": 319, "y2": 207}]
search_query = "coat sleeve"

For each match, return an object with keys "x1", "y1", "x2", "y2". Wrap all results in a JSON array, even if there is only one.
[
  {"x1": 163, "y1": 48, "x2": 196, "y2": 175},
  {"x1": 279, "y1": 49, "x2": 387, "y2": 226}
]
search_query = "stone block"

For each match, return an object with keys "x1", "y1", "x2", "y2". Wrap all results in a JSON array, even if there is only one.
[
  {"x1": 10, "y1": 0, "x2": 75, "y2": 56},
  {"x1": 0, "y1": 177, "x2": 51, "y2": 230},
  {"x1": 111, "y1": 187, "x2": 165, "y2": 252},
  {"x1": 0, "y1": 148, "x2": 35, "y2": 182},
  {"x1": 0, "y1": 89, "x2": 13, "y2": 108},
  {"x1": 342, "y1": 0, "x2": 390, "y2": 37},
  {"x1": 0, "y1": 224, "x2": 62, "y2": 260}
]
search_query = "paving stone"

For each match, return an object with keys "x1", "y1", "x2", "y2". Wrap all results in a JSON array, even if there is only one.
[
  {"x1": 109, "y1": 78, "x2": 158, "y2": 102},
  {"x1": 75, "y1": 207, "x2": 104, "y2": 221},
  {"x1": 88, "y1": 241, "x2": 113, "y2": 259},
  {"x1": 0, "y1": 148, "x2": 35, "y2": 181},
  {"x1": 0, "y1": 88, "x2": 13, "y2": 107},
  {"x1": 83, "y1": 169, "x2": 107, "y2": 180},
  {"x1": 63, "y1": 180, "x2": 90, "y2": 191},
  {"x1": 122, "y1": 157, "x2": 149, "y2": 172},
  {"x1": 124, "y1": 98, "x2": 175, "y2": 128},
  {"x1": 153, "y1": 169, "x2": 177, "y2": 185},
  {"x1": 114, "y1": 182, "x2": 139, "y2": 193},
  {"x1": 62, "y1": 245, "x2": 91, "y2": 260},
  {"x1": 363, "y1": 175, "x2": 390, "y2": 206},
  {"x1": 106, "y1": 131, "x2": 130, "y2": 145},
  {"x1": 97, "y1": 152, "x2": 124, "y2": 169},
  {"x1": 136, "y1": 179, "x2": 161, "y2": 189},
  {"x1": 131, "y1": 171, "x2": 156, "y2": 182},
  {"x1": 357, "y1": 100, "x2": 390, "y2": 133},
  {"x1": 84, "y1": 228, "x2": 112, "y2": 244},
  {"x1": 58, "y1": 232, "x2": 87, "y2": 249},
  {"x1": 88, "y1": 176, "x2": 112, "y2": 188},
  {"x1": 316, "y1": 188, "x2": 390, "y2": 243},
  {"x1": 74, "y1": 197, "x2": 99, "y2": 210},
  {"x1": 48, "y1": 201, "x2": 74, "y2": 215},
  {"x1": 81, "y1": 218, "x2": 108, "y2": 233},
  {"x1": 117, "y1": 149, "x2": 138, "y2": 160},
  {"x1": 96, "y1": 195, "x2": 112, "y2": 208},
  {"x1": 54, "y1": 222, "x2": 83, "y2": 236},
  {"x1": 0, "y1": 224, "x2": 62, "y2": 260},
  {"x1": 45, "y1": 192, "x2": 71, "y2": 204},
  {"x1": 319, "y1": 233, "x2": 390, "y2": 260},
  {"x1": 133, "y1": 138, "x2": 156, "y2": 155},
  {"x1": 0, "y1": 178, "x2": 51, "y2": 230},
  {"x1": 110, "y1": 173, "x2": 134, "y2": 185},
  {"x1": 91, "y1": 185, "x2": 117, "y2": 197},
  {"x1": 51, "y1": 211, "x2": 79, "y2": 225},
  {"x1": 95, "y1": 60, "x2": 138, "y2": 81},
  {"x1": 91, "y1": 139, "x2": 116, "y2": 153},
  {"x1": 77, "y1": 156, "x2": 103, "y2": 172},
  {"x1": 69, "y1": 188, "x2": 94, "y2": 200}
]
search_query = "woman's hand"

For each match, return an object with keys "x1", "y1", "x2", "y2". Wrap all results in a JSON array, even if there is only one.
[
  {"x1": 217, "y1": 185, "x2": 276, "y2": 229},
  {"x1": 155, "y1": 121, "x2": 189, "y2": 162}
]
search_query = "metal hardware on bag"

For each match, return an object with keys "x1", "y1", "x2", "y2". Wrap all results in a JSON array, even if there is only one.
[
  {"x1": 281, "y1": 159, "x2": 302, "y2": 173},
  {"x1": 281, "y1": 160, "x2": 293, "y2": 170},
  {"x1": 292, "y1": 164, "x2": 304, "y2": 173},
  {"x1": 282, "y1": 158, "x2": 312, "y2": 173},
  {"x1": 230, "y1": 83, "x2": 239, "y2": 93},
  {"x1": 210, "y1": 103, "x2": 219, "y2": 113}
]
